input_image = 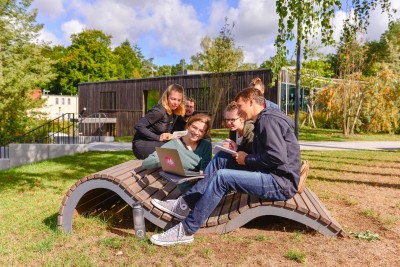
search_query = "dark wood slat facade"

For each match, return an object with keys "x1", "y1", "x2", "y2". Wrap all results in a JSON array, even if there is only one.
[{"x1": 78, "y1": 69, "x2": 276, "y2": 137}]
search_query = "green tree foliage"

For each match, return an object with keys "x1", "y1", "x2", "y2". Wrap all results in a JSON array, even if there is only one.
[
  {"x1": 0, "y1": 0, "x2": 55, "y2": 141},
  {"x1": 41, "y1": 45, "x2": 66, "y2": 94},
  {"x1": 316, "y1": 64, "x2": 399, "y2": 134},
  {"x1": 140, "y1": 57, "x2": 158, "y2": 78},
  {"x1": 365, "y1": 19, "x2": 400, "y2": 75},
  {"x1": 113, "y1": 39, "x2": 143, "y2": 79},
  {"x1": 58, "y1": 29, "x2": 118, "y2": 95},
  {"x1": 274, "y1": 0, "x2": 394, "y2": 137},
  {"x1": 190, "y1": 18, "x2": 244, "y2": 72}
]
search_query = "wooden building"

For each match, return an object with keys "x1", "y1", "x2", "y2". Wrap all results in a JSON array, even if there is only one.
[{"x1": 78, "y1": 69, "x2": 277, "y2": 137}]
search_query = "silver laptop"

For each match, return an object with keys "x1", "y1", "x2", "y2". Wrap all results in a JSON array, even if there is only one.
[{"x1": 155, "y1": 147, "x2": 203, "y2": 177}]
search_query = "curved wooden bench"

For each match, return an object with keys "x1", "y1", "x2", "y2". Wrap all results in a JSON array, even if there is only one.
[{"x1": 57, "y1": 160, "x2": 346, "y2": 237}]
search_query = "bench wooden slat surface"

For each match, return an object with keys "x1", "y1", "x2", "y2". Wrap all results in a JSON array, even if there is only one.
[{"x1": 58, "y1": 159, "x2": 346, "y2": 237}]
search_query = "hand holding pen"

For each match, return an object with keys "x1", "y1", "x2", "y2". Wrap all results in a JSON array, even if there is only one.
[{"x1": 223, "y1": 139, "x2": 238, "y2": 151}]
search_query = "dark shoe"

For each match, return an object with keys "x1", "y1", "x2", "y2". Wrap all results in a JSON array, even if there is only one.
[{"x1": 151, "y1": 197, "x2": 190, "y2": 220}]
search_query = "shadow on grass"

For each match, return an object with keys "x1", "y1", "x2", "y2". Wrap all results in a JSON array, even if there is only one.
[
  {"x1": 43, "y1": 212, "x2": 59, "y2": 232},
  {"x1": 309, "y1": 175, "x2": 400, "y2": 189},
  {"x1": 242, "y1": 215, "x2": 316, "y2": 235},
  {"x1": 302, "y1": 150, "x2": 400, "y2": 164},
  {"x1": 0, "y1": 151, "x2": 133, "y2": 191},
  {"x1": 304, "y1": 156, "x2": 400, "y2": 169}
]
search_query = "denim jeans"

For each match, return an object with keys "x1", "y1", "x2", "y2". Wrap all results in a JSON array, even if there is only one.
[{"x1": 181, "y1": 152, "x2": 287, "y2": 234}]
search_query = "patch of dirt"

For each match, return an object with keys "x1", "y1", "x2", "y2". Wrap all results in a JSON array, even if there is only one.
[{"x1": 97, "y1": 151, "x2": 400, "y2": 266}]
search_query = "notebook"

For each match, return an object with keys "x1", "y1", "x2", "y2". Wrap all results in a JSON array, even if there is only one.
[{"x1": 155, "y1": 147, "x2": 204, "y2": 184}]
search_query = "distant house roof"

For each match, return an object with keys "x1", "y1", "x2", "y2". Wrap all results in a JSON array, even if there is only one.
[
  {"x1": 31, "y1": 89, "x2": 42, "y2": 99},
  {"x1": 176, "y1": 70, "x2": 210, "y2": 75}
]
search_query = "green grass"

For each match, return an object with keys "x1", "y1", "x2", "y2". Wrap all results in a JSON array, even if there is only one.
[
  {"x1": 116, "y1": 127, "x2": 400, "y2": 142},
  {"x1": 298, "y1": 126, "x2": 400, "y2": 141},
  {"x1": 284, "y1": 248, "x2": 307, "y2": 263},
  {"x1": 0, "y1": 149, "x2": 399, "y2": 265}
]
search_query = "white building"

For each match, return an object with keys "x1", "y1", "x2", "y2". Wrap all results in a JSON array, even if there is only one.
[{"x1": 40, "y1": 91, "x2": 79, "y2": 119}]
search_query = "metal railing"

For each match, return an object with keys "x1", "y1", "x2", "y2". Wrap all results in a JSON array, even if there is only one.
[{"x1": 0, "y1": 113, "x2": 106, "y2": 159}]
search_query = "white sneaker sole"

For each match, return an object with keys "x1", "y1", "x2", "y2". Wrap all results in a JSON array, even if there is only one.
[
  {"x1": 151, "y1": 199, "x2": 187, "y2": 220},
  {"x1": 150, "y1": 235, "x2": 194, "y2": 246}
]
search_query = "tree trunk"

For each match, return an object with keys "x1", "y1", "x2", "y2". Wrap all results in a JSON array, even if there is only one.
[{"x1": 295, "y1": 43, "x2": 301, "y2": 139}]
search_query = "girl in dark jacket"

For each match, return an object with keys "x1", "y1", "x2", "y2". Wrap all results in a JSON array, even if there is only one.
[
  {"x1": 132, "y1": 84, "x2": 185, "y2": 159},
  {"x1": 222, "y1": 101, "x2": 254, "y2": 154}
]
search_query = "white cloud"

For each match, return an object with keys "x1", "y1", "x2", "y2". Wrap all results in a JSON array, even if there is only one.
[
  {"x1": 32, "y1": 0, "x2": 65, "y2": 20},
  {"x1": 61, "y1": 20, "x2": 86, "y2": 42},
  {"x1": 61, "y1": 0, "x2": 205, "y2": 62},
  {"x1": 33, "y1": 0, "x2": 400, "y2": 66},
  {"x1": 365, "y1": 0, "x2": 400, "y2": 41},
  {"x1": 37, "y1": 28, "x2": 63, "y2": 45}
]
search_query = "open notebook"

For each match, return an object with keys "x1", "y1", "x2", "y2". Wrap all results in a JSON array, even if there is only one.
[{"x1": 155, "y1": 147, "x2": 204, "y2": 184}]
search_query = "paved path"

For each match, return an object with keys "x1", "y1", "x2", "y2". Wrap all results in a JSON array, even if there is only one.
[{"x1": 88, "y1": 141, "x2": 400, "y2": 151}]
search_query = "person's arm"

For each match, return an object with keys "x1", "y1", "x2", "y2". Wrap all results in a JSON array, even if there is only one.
[
  {"x1": 237, "y1": 121, "x2": 254, "y2": 153},
  {"x1": 141, "y1": 139, "x2": 179, "y2": 169},
  {"x1": 197, "y1": 140, "x2": 212, "y2": 171},
  {"x1": 245, "y1": 117, "x2": 287, "y2": 169},
  {"x1": 134, "y1": 106, "x2": 166, "y2": 141}
]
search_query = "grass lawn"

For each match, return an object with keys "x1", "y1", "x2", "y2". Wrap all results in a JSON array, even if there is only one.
[
  {"x1": 1, "y1": 149, "x2": 399, "y2": 266},
  {"x1": 116, "y1": 127, "x2": 400, "y2": 142}
]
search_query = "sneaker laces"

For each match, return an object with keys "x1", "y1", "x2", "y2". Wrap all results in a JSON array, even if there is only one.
[{"x1": 160, "y1": 224, "x2": 184, "y2": 239}]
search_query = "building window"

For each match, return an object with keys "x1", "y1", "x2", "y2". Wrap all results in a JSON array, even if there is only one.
[
  {"x1": 61, "y1": 98, "x2": 65, "y2": 105},
  {"x1": 68, "y1": 98, "x2": 71, "y2": 105},
  {"x1": 100, "y1": 92, "x2": 117, "y2": 110},
  {"x1": 55, "y1": 98, "x2": 58, "y2": 105}
]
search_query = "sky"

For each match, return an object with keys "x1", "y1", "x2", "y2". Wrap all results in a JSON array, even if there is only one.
[{"x1": 31, "y1": 0, "x2": 400, "y2": 66}]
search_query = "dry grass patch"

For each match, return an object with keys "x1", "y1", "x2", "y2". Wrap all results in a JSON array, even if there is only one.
[{"x1": 1, "y1": 150, "x2": 400, "y2": 266}]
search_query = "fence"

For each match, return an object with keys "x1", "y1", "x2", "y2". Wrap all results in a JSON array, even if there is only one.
[{"x1": 0, "y1": 113, "x2": 106, "y2": 159}]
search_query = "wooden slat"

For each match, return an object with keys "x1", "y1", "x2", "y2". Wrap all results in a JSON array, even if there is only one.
[
  {"x1": 292, "y1": 194, "x2": 309, "y2": 214},
  {"x1": 59, "y1": 158, "x2": 346, "y2": 237},
  {"x1": 303, "y1": 188, "x2": 331, "y2": 225},
  {"x1": 228, "y1": 193, "x2": 242, "y2": 220},
  {"x1": 218, "y1": 193, "x2": 235, "y2": 224},
  {"x1": 238, "y1": 194, "x2": 250, "y2": 214},
  {"x1": 298, "y1": 191, "x2": 320, "y2": 219},
  {"x1": 249, "y1": 195, "x2": 261, "y2": 208},
  {"x1": 206, "y1": 195, "x2": 226, "y2": 227},
  {"x1": 284, "y1": 197, "x2": 297, "y2": 210},
  {"x1": 305, "y1": 188, "x2": 342, "y2": 233}
]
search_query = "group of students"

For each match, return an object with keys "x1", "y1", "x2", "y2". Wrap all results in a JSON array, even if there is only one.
[{"x1": 131, "y1": 78, "x2": 301, "y2": 246}]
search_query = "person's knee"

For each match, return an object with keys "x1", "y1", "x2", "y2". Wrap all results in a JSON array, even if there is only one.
[{"x1": 213, "y1": 169, "x2": 231, "y2": 188}]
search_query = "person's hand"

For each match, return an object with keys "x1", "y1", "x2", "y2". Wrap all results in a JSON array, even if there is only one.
[
  {"x1": 160, "y1": 133, "x2": 172, "y2": 141},
  {"x1": 234, "y1": 151, "x2": 247, "y2": 165},
  {"x1": 223, "y1": 139, "x2": 238, "y2": 151},
  {"x1": 199, "y1": 170, "x2": 204, "y2": 174},
  {"x1": 222, "y1": 139, "x2": 231, "y2": 148}
]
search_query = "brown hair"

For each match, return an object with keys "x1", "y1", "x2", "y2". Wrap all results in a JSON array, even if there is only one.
[
  {"x1": 186, "y1": 113, "x2": 211, "y2": 133},
  {"x1": 235, "y1": 87, "x2": 265, "y2": 106},
  {"x1": 225, "y1": 101, "x2": 246, "y2": 119},
  {"x1": 250, "y1": 77, "x2": 265, "y2": 94},
  {"x1": 160, "y1": 84, "x2": 185, "y2": 116},
  {"x1": 186, "y1": 97, "x2": 195, "y2": 104}
]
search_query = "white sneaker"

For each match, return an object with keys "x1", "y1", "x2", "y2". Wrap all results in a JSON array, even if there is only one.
[
  {"x1": 150, "y1": 223, "x2": 194, "y2": 246},
  {"x1": 151, "y1": 197, "x2": 190, "y2": 220}
]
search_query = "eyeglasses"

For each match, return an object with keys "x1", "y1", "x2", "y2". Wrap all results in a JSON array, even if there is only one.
[{"x1": 224, "y1": 118, "x2": 240, "y2": 123}]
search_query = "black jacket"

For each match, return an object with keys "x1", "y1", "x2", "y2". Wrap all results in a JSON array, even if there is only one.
[
  {"x1": 245, "y1": 108, "x2": 301, "y2": 198},
  {"x1": 133, "y1": 104, "x2": 177, "y2": 141}
]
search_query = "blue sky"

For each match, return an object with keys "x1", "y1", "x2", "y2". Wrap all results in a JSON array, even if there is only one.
[{"x1": 32, "y1": 0, "x2": 400, "y2": 66}]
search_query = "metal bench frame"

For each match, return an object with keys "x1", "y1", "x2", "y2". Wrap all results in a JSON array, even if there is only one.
[{"x1": 58, "y1": 160, "x2": 346, "y2": 237}]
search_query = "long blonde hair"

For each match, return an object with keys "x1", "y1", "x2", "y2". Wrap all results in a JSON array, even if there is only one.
[{"x1": 159, "y1": 84, "x2": 185, "y2": 116}]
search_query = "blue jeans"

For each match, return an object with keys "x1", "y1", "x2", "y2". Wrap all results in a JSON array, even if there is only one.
[{"x1": 181, "y1": 152, "x2": 287, "y2": 234}]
